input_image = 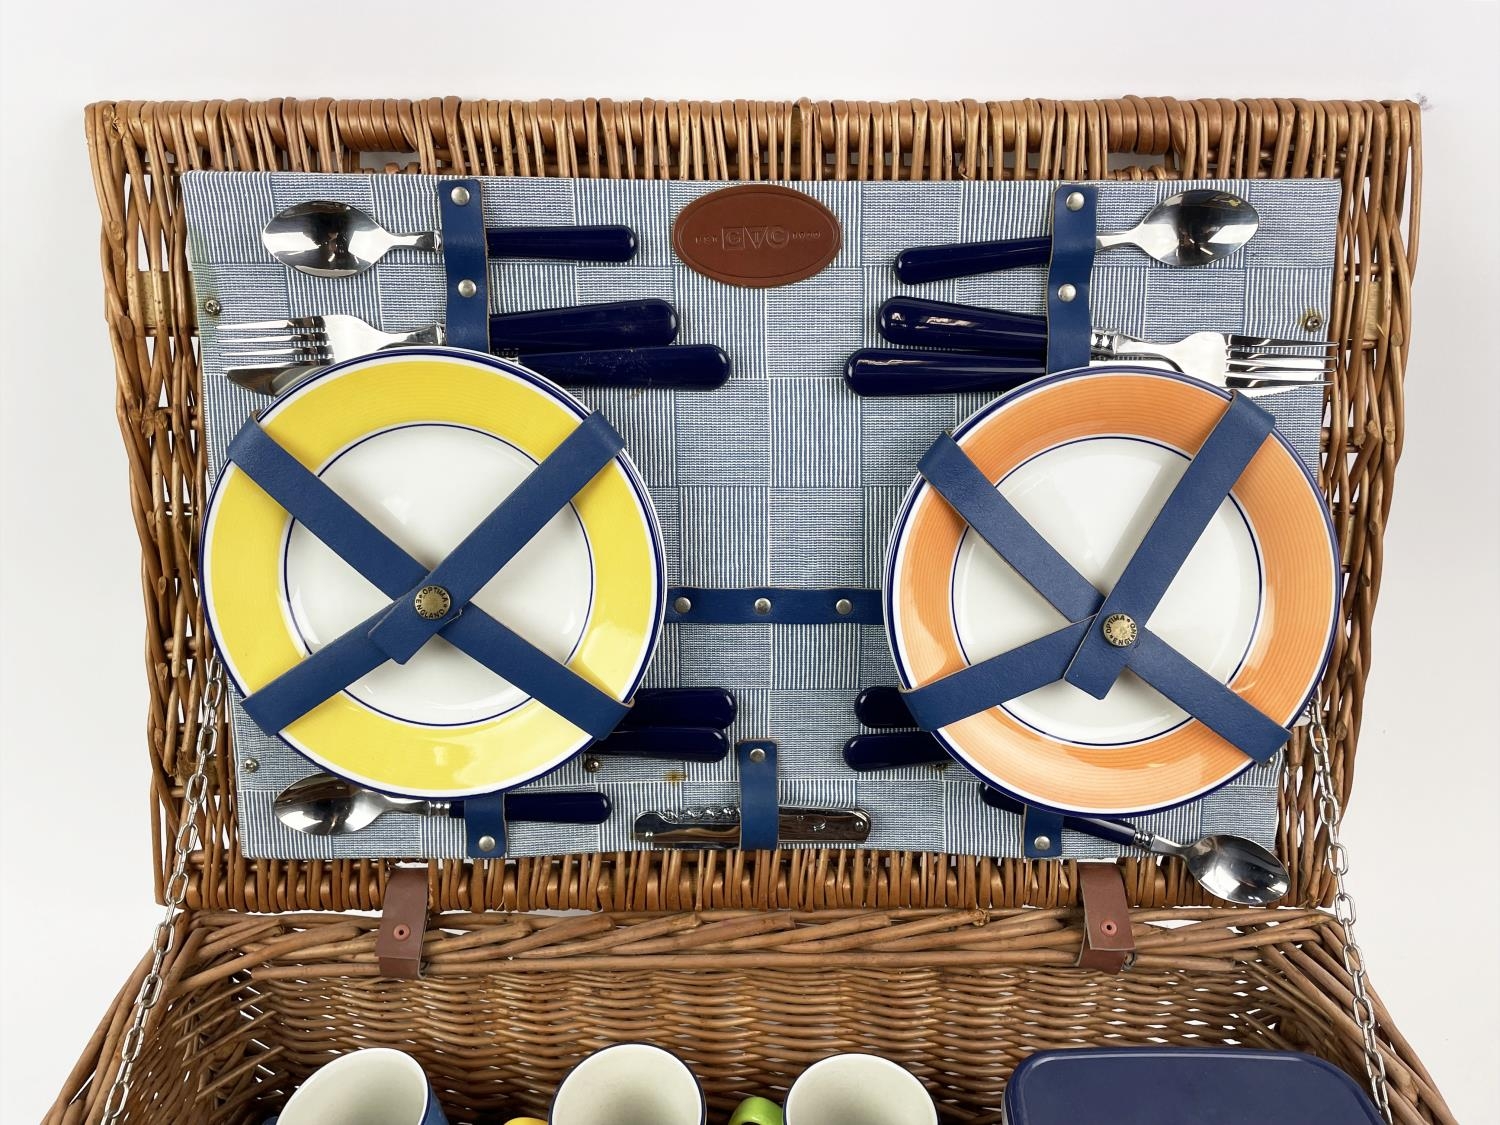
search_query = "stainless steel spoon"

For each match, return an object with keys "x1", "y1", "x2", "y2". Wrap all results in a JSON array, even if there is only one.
[
  {"x1": 263, "y1": 200, "x2": 637, "y2": 278},
  {"x1": 980, "y1": 785, "x2": 1287, "y2": 905},
  {"x1": 893, "y1": 189, "x2": 1260, "y2": 283},
  {"x1": 274, "y1": 773, "x2": 611, "y2": 835}
]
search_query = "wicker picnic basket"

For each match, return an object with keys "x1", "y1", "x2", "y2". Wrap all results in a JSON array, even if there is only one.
[{"x1": 50, "y1": 96, "x2": 1452, "y2": 1125}]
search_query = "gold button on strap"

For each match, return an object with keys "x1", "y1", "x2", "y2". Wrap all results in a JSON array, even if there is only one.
[
  {"x1": 414, "y1": 585, "x2": 452, "y2": 620},
  {"x1": 1101, "y1": 612, "x2": 1138, "y2": 648}
]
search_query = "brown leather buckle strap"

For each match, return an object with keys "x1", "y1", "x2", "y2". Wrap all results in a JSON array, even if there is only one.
[
  {"x1": 1075, "y1": 862, "x2": 1135, "y2": 973},
  {"x1": 377, "y1": 867, "x2": 432, "y2": 980}
]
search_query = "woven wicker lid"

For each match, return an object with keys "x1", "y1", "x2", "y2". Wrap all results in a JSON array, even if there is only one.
[{"x1": 83, "y1": 96, "x2": 1420, "y2": 916}]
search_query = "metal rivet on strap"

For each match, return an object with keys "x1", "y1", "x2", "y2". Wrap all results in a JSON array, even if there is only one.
[
  {"x1": 456, "y1": 279, "x2": 478, "y2": 299},
  {"x1": 1033, "y1": 835, "x2": 1052, "y2": 851},
  {"x1": 673, "y1": 596, "x2": 693, "y2": 614},
  {"x1": 582, "y1": 756, "x2": 602, "y2": 773},
  {"x1": 477, "y1": 835, "x2": 497, "y2": 853},
  {"x1": 748, "y1": 747, "x2": 767, "y2": 764},
  {"x1": 450, "y1": 186, "x2": 471, "y2": 205},
  {"x1": 753, "y1": 597, "x2": 772, "y2": 615},
  {"x1": 241, "y1": 757, "x2": 259, "y2": 774},
  {"x1": 1065, "y1": 191, "x2": 1085, "y2": 211},
  {"x1": 1057, "y1": 283, "x2": 1077, "y2": 303},
  {"x1": 835, "y1": 598, "x2": 853, "y2": 616},
  {"x1": 203, "y1": 298, "x2": 223, "y2": 317},
  {"x1": 1102, "y1": 612, "x2": 1138, "y2": 648},
  {"x1": 414, "y1": 585, "x2": 452, "y2": 620}
]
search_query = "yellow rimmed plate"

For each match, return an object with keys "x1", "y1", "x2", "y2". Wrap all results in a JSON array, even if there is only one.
[
  {"x1": 203, "y1": 347, "x2": 664, "y2": 798},
  {"x1": 885, "y1": 367, "x2": 1339, "y2": 816}
]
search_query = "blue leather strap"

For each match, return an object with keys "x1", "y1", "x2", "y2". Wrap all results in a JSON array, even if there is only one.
[
  {"x1": 919, "y1": 435, "x2": 1100, "y2": 621},
  {"x1": 367, "y1": 412, "x2": 624, "y2": 664},
  {"x1": 439, "y1": 178, "x2": 490, "y2": 351},
  {"x1": 463, "y1": 792, "x2": 508, "y2": 858},
  {"x1": 667, "y1": 587, "x2": 881, "y2": 625},
  {"x1": 1128, "y1": 630, "x2": 1288, "y2": 763},
  {"x1": 228, "y1": 419, "x2": 629, "y2": 738},
  {"x1": 1064, "y1": 394, "x2": 1275, "y2": 698},
  {"x1": 1022, "y1": 805, "x2": 1064, "y2": 858},
  {"x1": 903, "y1": 620, "x2": 1093, "y2": 731},
  {"x1": 1045, "y1": 184, "x2": 1097, "y2": 373},
  {"x1": 736, "y1": 740, "x2": 780, "y2": 851},
  {"x1": 900, "y1": 403, "x2": 1291, "y2": 764}
]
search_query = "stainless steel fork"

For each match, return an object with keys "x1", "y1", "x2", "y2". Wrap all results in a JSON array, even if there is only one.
[
  {"x1": 217, "y1": 315, "x2": 442, "y2": 378},
  {"x1": 877, "y1": 298, "x2": 1336, "y2": 384},
  {"x1": 1091, "y1": 329, "x2": 1335, "y2": 385},
  {"x1": 215, "y1": 299, "x2": 680, "y2": 381}
]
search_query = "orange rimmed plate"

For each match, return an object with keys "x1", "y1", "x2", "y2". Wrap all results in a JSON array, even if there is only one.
[{"x1": 884, "y1": 367, "x2": 1338, "y2": 816}]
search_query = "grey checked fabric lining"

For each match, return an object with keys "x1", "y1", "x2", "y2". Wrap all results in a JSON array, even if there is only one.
[{"x1": 181, "y1": 172, "x2": 1339, "y2": 861}]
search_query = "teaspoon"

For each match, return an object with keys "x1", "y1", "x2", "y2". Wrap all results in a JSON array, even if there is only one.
[
  {"x1": 274, "y1": 773, "x2": 611, "y2": 836},
  {"x1": 980, "y1": 785, "x2": 1289, "y2": 905},
  {"x1": 894, "y1": 190, "x2": 1259, "y2": 283},
  {"x1": 263, "y1": 200, "x2": 637, "y2": 278}
]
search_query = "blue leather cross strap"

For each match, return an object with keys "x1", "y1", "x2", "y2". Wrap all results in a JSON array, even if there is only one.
[
  {"x1": 736, "y1": 740, "x2": 780, "y2": 850},
  {"x1": 902, "y1": 393, "x2": 1290, "y2": 765},
  {"x1": 1064, "y1": 394, "x2": 1275, "y2": 698},
  {"x1": 918, "y1": 436, "x2": 1099, "y2": 621},
  {"x1": 667, "y1": 587, "x2": 881, "y2": 625},
  {"x1": 903, "y1": 621, "x2": 1094, "y2": 732},
  {"x1": 226, "y1": 414, "x2": 631, "y2": 740},
  {"x1": 439, "y1": 178, "x2": 491, "y2": 351},
  {"x1": 1045, "y1": 184, "x2": 1098, "y2": 373},
  {"x1": 367, "y1": 413, "x2": 624, "y2": 664}
]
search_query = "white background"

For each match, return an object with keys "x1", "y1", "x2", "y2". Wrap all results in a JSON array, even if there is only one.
[{"x1": 1, "y1": 1, "x2": 1496, "y2": 1121}]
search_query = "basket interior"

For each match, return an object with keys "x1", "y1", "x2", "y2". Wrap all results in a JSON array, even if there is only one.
[
  {"x1": 74, "y1": 908, "x2": 1448, "y2": 1125},
  {"x1": 83, "y1": 97, "x2": 1421, "y2": 914}
]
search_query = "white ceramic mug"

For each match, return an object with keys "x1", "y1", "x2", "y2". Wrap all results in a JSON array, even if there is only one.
[
  {"x1": 270, "y1": 1048, "x2": 447, "y2": 1125},
  {"x1": 550, "y1": 1043, "x2": 706, "y2": 1125},
  {"x1": 783, "y1": 1053, "x2": 937, "y2": 1125}
]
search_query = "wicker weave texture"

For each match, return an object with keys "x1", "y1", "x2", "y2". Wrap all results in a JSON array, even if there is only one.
[
  {"x1": 46, "y1": 906, "x2": 1453, "y2": 1125},
  {"x1": 83, "y1": 97, "x2": 1420, "y2": 914}
]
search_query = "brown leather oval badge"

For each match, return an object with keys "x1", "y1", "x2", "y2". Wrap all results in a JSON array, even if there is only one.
[{"x1": 672, "y1": 184, "x2": 842, "y2": 288}]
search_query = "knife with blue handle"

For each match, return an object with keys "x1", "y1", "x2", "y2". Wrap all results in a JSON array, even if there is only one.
[
  {"x1": 879, "y1": 297, "x2": 1049, "y2": 355},
  {"x1": 843, "y1": 731, "x2": 951, "y2": 771},
  {"x1": 622, "y1": 688, "x2": 738, "y2": 730},
  {"x1": 588, "y1": 726, "x2": 731, "y2": 763},
  {"x1": 855, "y1": 685, "x2": 918, "y2": 729},
  {"x1": 489, "y1": 298, "x2": 678, "y2": 352},
  {"x1": 845, "y1": 348, "x2": 1046, "y2": 397},
  {"x1": 527, "y1": 345, "x2": 730, "y2": 390},
  {"x1": 894, "y1": 237, "x2": 1055, "y2": 284}
]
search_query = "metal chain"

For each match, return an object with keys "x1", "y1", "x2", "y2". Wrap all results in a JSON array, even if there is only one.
[
  {"x1": 100, "y1": 656, "x2": 224, "y2": 1124},
  {"x1": 1308, "y1": 697, "x2": 1392, "y2": 1122}
]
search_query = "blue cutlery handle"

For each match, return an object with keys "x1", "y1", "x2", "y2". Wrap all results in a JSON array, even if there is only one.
[
  {"x1": 844, "y1": 349, "x2": 1048, "y2": 397},
  {"x1": 894, "y1": 235, "x2": 1052, "y2": 283},
  {"x1": 855, "y1": 685, "x2": 918, "y2": 729},
  {"x1": 519, "y1": 345, "x2": 731, "y2": 389},
  {"x1": 590, "y1": 726, "x2": 731, "y2": 763},
  {"x1": 843, "y1": 732, "x2": 951, "y2": 771},
  {"x1": 879, "y1": 297, "x2": 1049, "y2": 355},
  {"x1": 978, "y1": 787, "x2": 1140, "y2": 848},
  {"x1": 622, "y1": 688, "x2": 738, "y2": 730},
  {"x1": 501, "y1": 790, "x2": 613, "y2": 825},
  {"x1": 487, "y1": 298, "x2": 678, "y2": 352},
  {"x1": 486, "y1": 224, "x2": 637, "y2": 263}
]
